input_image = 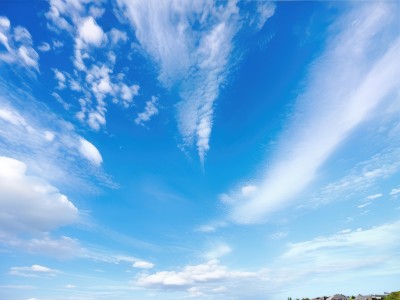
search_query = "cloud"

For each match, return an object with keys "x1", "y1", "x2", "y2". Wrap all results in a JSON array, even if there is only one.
[
  {"x1": 0, "y1": 17, "x2": 39, "y2": 71},
  {"x1": 2, "y1": 234, "x2": 83, "y2": 258},
  {"x1": 45, "y1": 0, "x2": 86, "y2": 33},
  {"x1": 390, "y1": 188, "x2": 400, "y2": 197},
  {"x1": 0, "y1": 156, "x2": 78, "y2": 234},
  {"x1": 37, "y1": 42, "x2": 51, "y2": 52},
  {"x1": 9, "y1": 264, "x2": 59, "y2": 277},
  {"x1": 304, "y1": 139, "x2": 400, "y2": 216},
  {"x1": 44, "y1": 1, "x2": 142, "y2": 131},
  {"x1": 270, "y1": 231, "x2": 288, "y2": 240},
  {"x1": 196, "y1": 221, "x2": 227, "y2": 233},
  {"x1": 225, "y1": 2, "x2": 400, "y2": 224},
  {"x1": 133, "y1": 261, "x2": 154, "y2": 269},
  {"x1": 137, "y1": 259, "x2": 256, "y2": 289},
  {"x1": 74, "y1": 17, "x2": 106, "y2": 71},
  {"x1": 366, "y1": 193, "x2": 383, "y2": 200},
  {"x1": 109, "y1": 28, "x2": 127, "y2": 45},
  {"x1": 118, "y1": 0, "x2": 260, "y2": 162},
  {"x1": 357, "y1": 202, "x2": 371, "y2": 209},
  {"x1": 253, "y1": 220, "x2": 400, "y2": 299},
  {"x1": 282, "y1": 221, "x2": 400, "y2": 268},
  {"x1": 135, "y1": 96, "x2": 158, "y2": 125},
  {"x1": 0, "y1": 79, "x2": 114, "y2": 194},
  {"x1": 79, "y1": 137, "x2": 103, "y2": 166},
  {"x1": 53, "y1": 68, "x2": 66, "y2": 89},
  {"x1": 204, "y1": 243, "x2": 232, "y2": 260},
  {"x1": 254, "y1": 1, "x2": 276, "y2": 30},
  {"x1": 78, "y1": 16, "x2": 105, "y2": 47}
]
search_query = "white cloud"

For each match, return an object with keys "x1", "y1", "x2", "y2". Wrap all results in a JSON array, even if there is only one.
[
  {"x1": 0, "y1": 16, "x2": 10, "y2": 28},
  {"x1": 358, "y1": 202, "x2": 371, "y2": 209},
  {"x1": 78, "y1": 137, "x2": 103, "y2": 166},
  {"x1": 137, "y1": 259, "x2": 256, "y2": 289},
  {"x1": 10, "y1": 265, "x2": 59, "y2": 277},
  {"x1": 270, "y1": 231, "x2": 288, "y2": 240},
  {"x1": 117, "y1": 0, "x2": 249, "y2": 162},
  {"x1": 78, "y1": 17, "x2": 105, "y2": 47},
  {"x1": 196, "y1": 221, "x2": 227, "y2": 233},
  {"x1": 18, "y1": 46, "x2": 39, "y2": 70},
  {"x1": 133, "y1": 261, "x2": 154, "y2": 269},
  {"x1": 2, "y1": 235, "x2": 83, "y2": 258},
  {"x1": 120, "y1": 84, "x2": 139, "y2": 107},
  {"x1": 283, "y1": 221, "x2": 400, "y2": 260},
  {"x1": 308, "y1": 142, "x2": 400, "y2": 209},
  {"x1": 366, "y1": 193, "x2": 383, "y2": 200},
  {"x1": 45, "y1": 0, "x2": 86, "y2": 33},
  {"x1": 52, "y1": 91, "x2": 70, "y2": 110},
  {"x1": 37, "y1": 42, "x2": 51, "y2": 52},
  {"x1": 65, "y1": 284, "x2": 76, "y2": 289},
  {"x1": 53, "y1": 68, "x2": 66, "y2": 89},
  {"x1": 0, "y1": 156, "x2": 78, "y2": 234},
  {"x1": 109, "y1": 28, "x2": 127, "y2": 45},
  {"x1": 44, "y1": 1, "x2": 141, "y2": 132},
  {"x1": 255, "y1": 220, "x2": 400, "y2": 298},
  {"x1": 135, "y1": 96, "x2": 158, "y2": 125},
  {"x1": 0, "y1": 106, "x2": 30, "y2": 127},
  {"x1": 254, "y1": 2, "x2": 276, "y2": 30},
  {"x1": 226, "y1": 3, "x2": 400, "y2": 224},
  {"x1": 390, "y1": 188, "x2": 400, "y2": 197},
  {"x1": 0, "y1": 83, "x2": 113, "y2": 194},
  {"x1": 204, "y1": 243, "x2": 232, "y2": 260},
  {"x1": 0, "y1": 17, "x2": 39, "y2": 71},
  {"x1": 44, "y1": 130, "x2": 55, "y2": 142}
]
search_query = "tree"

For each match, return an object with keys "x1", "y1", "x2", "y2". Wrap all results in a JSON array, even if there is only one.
[{"x1": 385, "y1": 291, "x2": 400, "y2": 300}]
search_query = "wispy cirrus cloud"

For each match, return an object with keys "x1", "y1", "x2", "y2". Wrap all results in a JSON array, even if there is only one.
[
  {"x1": 0, "y1": 16, "x2": 39, "y2": 71},
  {"x1": 117, "y1": 0, "x2": 275, "y2": 162},
  {"x1": 224, "y1": 2, "x2": 400, "y2": 224},
  {"x1": 0, "y1": 78, "x2": 111, "y2": 190}
]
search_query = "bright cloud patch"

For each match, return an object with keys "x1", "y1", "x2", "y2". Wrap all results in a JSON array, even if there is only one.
[
  {"x1": 78, "y1": 137, "x2": 103, "y2": 166},
  {"x1": 78, "y1": 17, "x2": 105, "y2": 47},
  {"x1": 0, "y1": 156, "x2": 78, "y2": 234},
  {"x1": 135, "y1": 96, "x2": 158, "y2": 126},
  {"x1": 133, "y1": 261, "x2": 154, "y2": 269}
]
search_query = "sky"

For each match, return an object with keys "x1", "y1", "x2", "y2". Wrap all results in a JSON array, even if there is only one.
[{"x1": 0, "y1": 1, "x2": 400, "y2": 299}]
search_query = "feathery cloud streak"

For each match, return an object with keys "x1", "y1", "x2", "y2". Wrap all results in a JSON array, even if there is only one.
[
  {"x1": 225, "y1": 2, "x2": 400, "y2": 224},
  {"x1": 117, "y1": 0, "x2": 274, "y2": 162}
]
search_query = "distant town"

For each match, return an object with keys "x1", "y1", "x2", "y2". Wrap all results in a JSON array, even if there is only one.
[{"x1": 288, "y1": 291, "x2": 400, "y2": 300}]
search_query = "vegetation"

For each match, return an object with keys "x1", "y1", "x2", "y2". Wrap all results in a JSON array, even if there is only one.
[{"x1": 385, "y1": 291, "x2": 400, "y2": 300}]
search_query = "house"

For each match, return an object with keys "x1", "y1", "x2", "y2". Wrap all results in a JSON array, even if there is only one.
[
  {"x1": 366, "y1": 296, "x2": 384, "y2": 300},
  {"x1": 312, "y1": 297, "x2": 328, "y2": 300},
  {"x1": 327, "y1": 295, "x2": 347, "y2": 300},
  {"x1": 355, "y1": 295, "x2": 384, "y2": 300}
]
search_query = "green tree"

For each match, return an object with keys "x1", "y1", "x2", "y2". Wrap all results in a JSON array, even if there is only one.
[{"x1": 385, "y1": 291, "x2": 400, "y2": 300}]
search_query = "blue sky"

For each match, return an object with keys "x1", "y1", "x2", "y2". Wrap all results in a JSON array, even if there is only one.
[{"x1": 0, "y1": 1, "x2": 400, "y2": 299}]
